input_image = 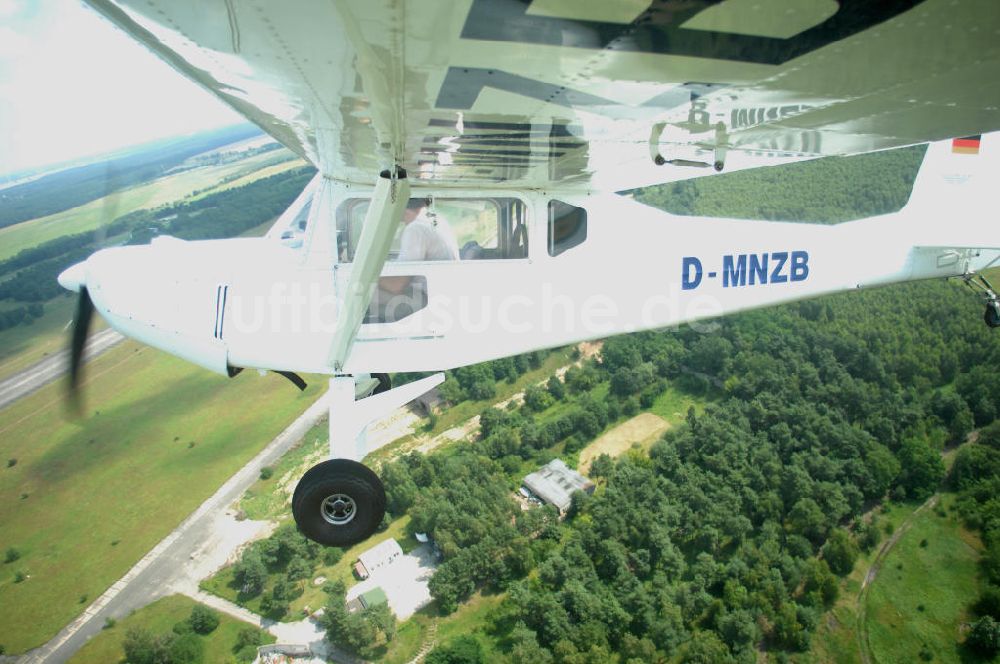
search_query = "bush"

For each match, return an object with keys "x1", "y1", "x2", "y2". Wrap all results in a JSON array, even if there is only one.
[
  {"x1": 968, "y1": 616, "x2": 1000, "y2": 655},
  {"x1": 426, "y1": 634, "x2": 485, "y2": 664},
  {"x1": 103, "y1": 617, "x2": 116, "y2": 630},
  {"x1": 4, "y1": 548, "x2": 20, "y2": 564},
  {"x1": 234, "y1": 626, "x2": 264, "y2": 661},
  {"x1": 857, "y1": 520, "x2": 881, "y2": 552},
  {"x1": 259, "y1": 466, "x2": 274, "y2": 480},
  {"x1": 189, "y1": 604, "x2": 220, "y2": 634},
  {"x1": 323, "y1": 547, "x2": 344, "y2": 566},
  {"x1": 14, "y1": 570, "x2": 26, "y2": 583},
  {"x1": 976, "y1": 586, "x2": 1000, "y2": 619},
  {"x1": 236, "y1": 626, "x2": 263, "y2": 646},
  {"x1": 6, "y1": 458, "x2": 15, "y2": 468},
  {"x1": 823, "y1": 528, "x2": 858, "y2": 576},
  {"x1": 123, "y1": 627, "x2": 174, "y2": 664},
  {"x1": 169, "y1": 632, "x2": 204, "y2": 664}
]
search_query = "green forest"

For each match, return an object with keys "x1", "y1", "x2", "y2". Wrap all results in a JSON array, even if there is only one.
[{"x1": 381, "y1": 149, "x2": 1000, "y2": 663}]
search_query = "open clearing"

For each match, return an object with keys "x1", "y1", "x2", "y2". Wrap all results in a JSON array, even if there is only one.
[
  {"x1": 578, "y1": 412, "x2": 669, "y2": 475},
  {"x1": 67, "y1": 594, "x2": 273, "y2": 664},
  {"x1": 864, "y1": 493, "x2": 981, "y2": 664},
  {"x1": 0, "y1": 341, "x2": 321, "y2": 654},
  {"x1": 0, "y1": 149, "x2": 293, "y2": 261}
]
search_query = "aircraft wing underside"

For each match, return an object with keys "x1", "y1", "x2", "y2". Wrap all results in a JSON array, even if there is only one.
[{"x1": 84, "y1": 0, "x2": 1000, "y2": 191}]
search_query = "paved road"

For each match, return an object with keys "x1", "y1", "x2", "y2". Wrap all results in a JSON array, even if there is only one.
[
  {"x1": 0, "y1": 328, "x2": 123, "y2": 411},
  {"x1": 20, "y1": 389, "x2": 331, "y2": 663}
]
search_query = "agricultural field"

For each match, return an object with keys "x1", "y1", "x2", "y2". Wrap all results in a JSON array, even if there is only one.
[
  {"x1": 68, "y1": 594, "x2": 273, "y2": 664},
  {"x1": 0, "y1": 148, "x2": 295, "y2": 262},
  {"x1": 0, "y1": 340, "x2": 322, "y2": 653}
]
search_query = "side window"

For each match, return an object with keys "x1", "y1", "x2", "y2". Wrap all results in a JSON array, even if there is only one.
[
  {"x1": 336, "y1": 197, "x2": 528, "y2": 261},
  {"x1": 437, "y1": 199, "x2": 498, "y2": 260},
  {"x1": 548, "y1": 200, "x2": 587, "y2": 257},
  {"x1": 365, "y1": 276, "x2": 428, "y2": 324}
]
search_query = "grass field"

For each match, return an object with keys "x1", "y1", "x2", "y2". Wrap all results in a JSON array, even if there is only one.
[
  {"x1": 865, "y1": 493, "x2": 982, "y2": 664},
  {"x1": 68, "y1": 594, "x2": 274, "y2": 664},
  {"x1": 376, "y1": 591, "x2": 507, "y2": 663},
  {"x1": 0, "y1": 342, "x2": 322, "y2": 654},
  {"x1": 0, "y1": 149, "x2": 293, "y2": 262},
  {"x1": 648, "y1": 376, "x2": 719, "y2": 424},
  {"x1": 194, "y1": 157, "x2": 305, "y2": 201},
  {"x1": 238, "y1": 421, "x2": 327, "y2": 521},
  {"x1": 577, "y1": 412, "x2": 670, "y2": 475},
  {"x1": 805, "y1": 501, "x2": 915, "y2": 664}
]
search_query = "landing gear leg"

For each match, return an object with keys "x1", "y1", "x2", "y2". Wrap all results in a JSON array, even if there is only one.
[
  {"x1": 291, "y1": 373, "x2": 444, "y2": 546},
  {"x1": 292, "y1": 375, "x2": 385, "y2": 546},
  {"x1": 963, "y1": 273, "x2": 1000, "y2": 328}
]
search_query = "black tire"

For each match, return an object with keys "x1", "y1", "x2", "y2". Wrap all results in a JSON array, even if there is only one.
[
  {"x1": 372, "y1": 373, "x2": 391, "y2": 395},
  {"x1": 292, "y1": 459, "x2": 385, "y2": 546},
  {"x1": 986, "y1": 305, "x2": 1000, "y2": 328}
]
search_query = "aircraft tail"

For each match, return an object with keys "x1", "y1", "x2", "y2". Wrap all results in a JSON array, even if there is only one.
[{"x1": 902, "y1": 131, "x2": 1000, "y2": 250}]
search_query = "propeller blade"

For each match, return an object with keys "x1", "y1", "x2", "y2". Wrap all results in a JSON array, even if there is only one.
[{"x1": 67, "y1": 287, "x2": 95, "y2": 409}]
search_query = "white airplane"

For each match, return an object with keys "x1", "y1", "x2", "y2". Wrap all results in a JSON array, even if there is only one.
[{"x1": 58, "y1": 0, "x2": 1000, "y2": 546}]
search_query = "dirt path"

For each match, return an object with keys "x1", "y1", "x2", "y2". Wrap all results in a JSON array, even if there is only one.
[{"x1": 856, "y1": 493, "x2": 940, "y2": 664}]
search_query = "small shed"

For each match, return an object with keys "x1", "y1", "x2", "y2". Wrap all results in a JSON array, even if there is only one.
[
  {"x1": 522, "y1": 459, "x2": 595, "y2": 514},
  {"x1": 359, "y1": 586, "x2": 388, "y2": 610}
]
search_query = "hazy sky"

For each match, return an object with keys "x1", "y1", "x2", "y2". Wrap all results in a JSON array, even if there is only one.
[{"x1": 0, "y1": 0, "x2": 243, "y2": 176}]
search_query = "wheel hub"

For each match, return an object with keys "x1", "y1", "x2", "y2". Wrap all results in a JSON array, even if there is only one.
[{"x1": 321, "y1": 493, "x2": 357, "y2": 525}]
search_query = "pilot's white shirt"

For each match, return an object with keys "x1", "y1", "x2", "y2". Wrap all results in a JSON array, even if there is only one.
[{"x1": 398, "y1": 214, "x2": 459, "y2": 262}]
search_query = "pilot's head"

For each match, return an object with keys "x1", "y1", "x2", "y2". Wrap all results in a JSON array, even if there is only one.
[{"x1": 403, "y1": 197, "x2": 430, "y2": 223}]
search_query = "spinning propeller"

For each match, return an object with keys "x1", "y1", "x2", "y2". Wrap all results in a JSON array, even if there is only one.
[{"x1": 59, "y1": 262, "x2": 92, "y2": 412}]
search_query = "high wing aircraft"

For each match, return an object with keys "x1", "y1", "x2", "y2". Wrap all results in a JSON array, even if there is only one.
[{"x1": 58, "y1": 0, "x2": 1000, "y2": 546}]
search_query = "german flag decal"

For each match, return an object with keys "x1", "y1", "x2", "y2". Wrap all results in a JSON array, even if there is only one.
[{"x1": 953, "y1": 135, "x2": 982, "y2": 154}]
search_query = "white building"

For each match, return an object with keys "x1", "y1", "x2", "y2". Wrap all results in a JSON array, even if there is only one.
[
  {"x1": 522, "y1": 459, "x2": 595, "y2": 514},
  {"x1": 355, "y1": 537, "x2": 403, "y2": 578}
]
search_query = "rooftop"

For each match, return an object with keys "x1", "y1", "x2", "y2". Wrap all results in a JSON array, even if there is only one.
[
  {"x1": 359, "y1": 586, "x2": 388, "y2": 609},
  {"x1": 522, "y1": 458, "x2": 595, "y2": 512},
  {"x1": 358, "y1": 538, "x2": 403, "y2": 573}
]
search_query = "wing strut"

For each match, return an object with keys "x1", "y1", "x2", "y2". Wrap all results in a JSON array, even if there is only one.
[{"x1": 327, "y1": 168, "x2": 409, "y2": 371}]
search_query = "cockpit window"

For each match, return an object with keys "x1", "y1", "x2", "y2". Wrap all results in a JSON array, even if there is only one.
[
  {"x1": 270, "y1": 188, "x2": 314, "y2": 250},
  {"x1": 337, "y1": 197, "x2": 528, "y2": 262},
  {"x1": 548, "y1": 200, "x2": 587, "y2": 257}
]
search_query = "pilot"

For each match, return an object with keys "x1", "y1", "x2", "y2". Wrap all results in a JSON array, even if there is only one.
[
  {"x1": 380, "y1": 197, "x2": 458, "y2": 295},
  {"x1": 397, "y1": 197, "x2": 459, "y2": 263}
]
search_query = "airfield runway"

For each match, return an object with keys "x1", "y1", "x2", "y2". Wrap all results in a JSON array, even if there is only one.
[{"x1": 0, "y1": 328, "x2": 123, "y2": 411}]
